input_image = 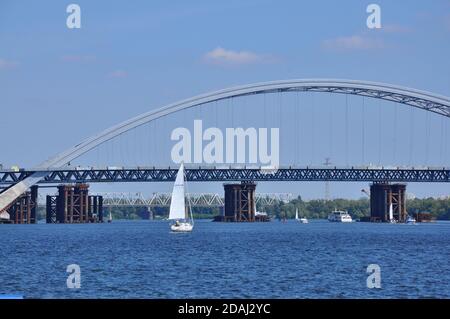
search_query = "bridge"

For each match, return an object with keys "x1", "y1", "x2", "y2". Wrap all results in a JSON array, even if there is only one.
[
  {"x1": 1, "y1": 78, "x2": 450, "y2": 215},
  {"x1": 1, "y1": 166, "x2": 449, "y2": 185},
  {"x1": 97, "y1": 192, "x2": 292, "y2": 208}
]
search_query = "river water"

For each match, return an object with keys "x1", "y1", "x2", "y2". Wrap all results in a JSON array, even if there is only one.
[{"x1": 0, "y1": 220, "x2": 449, "y2": 298}]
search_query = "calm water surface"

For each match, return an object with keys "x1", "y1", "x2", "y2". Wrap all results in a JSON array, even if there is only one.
[{"x1": 0, "y1": 220, "x2": 449, "y2": 298}]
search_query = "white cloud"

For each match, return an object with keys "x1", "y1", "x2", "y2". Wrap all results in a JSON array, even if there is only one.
[
  {"x1": 204, "y1": 47, "x2": 274, "y2": 65},
  {"x1": 322, "y1": 35, "x2": 384, "y2": 50},
  {"x1": 108, "y1": 70, "x2": 128, "y2": 78},
  {"x1": 0, "y1": 58, "x2": 19, "y2": 70}
]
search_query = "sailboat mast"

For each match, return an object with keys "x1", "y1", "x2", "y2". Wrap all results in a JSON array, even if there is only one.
[{"x1": 183, "y1": 165, "x2": 194, "y2": 225}]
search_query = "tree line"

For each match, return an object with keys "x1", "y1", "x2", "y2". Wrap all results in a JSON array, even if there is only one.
[{"x1": 53, "y1": 196, "x2": 448, "y2": 220}]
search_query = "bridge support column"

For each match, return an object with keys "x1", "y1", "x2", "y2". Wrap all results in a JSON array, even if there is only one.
[
  {"x1": 214, "y1": 181, "x2": 268, "y2": 222},
  {"x1": 46, "y1": 184, "x2": 102, "y2": 223},
  {"x1": 370, "y1": 183, "x2": 407, "y2": 222},
  {"x1": 3, "y1": 187, "x2": 37, "y2": 224},
  {"x1": 88, "y1": 195, "x2": 104, "y2": 222}
]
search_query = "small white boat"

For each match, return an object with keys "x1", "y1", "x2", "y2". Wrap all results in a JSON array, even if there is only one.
[
  {"x1": 107, "y1": 211, "x2": 112, "y2": 223},
  {"x1": 405, "y1": 215, "x2": 416, "y2": 224},
  {"x1": 295, "y1": 208, "x2": 308, "y2": 223},
  {"x1": 328, "y1": 210, "x2": 352, "y2": 222},
  {"x1": 299, "y1": 217, "x2": 308, "y2": 224},
  {"x1": 169, "y1": 163, "x2": 194, "y2": 232}
]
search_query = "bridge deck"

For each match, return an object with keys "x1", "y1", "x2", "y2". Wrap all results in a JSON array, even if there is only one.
[{"x1": 1, "y1": 167, "x2": 449, "y2": 184}]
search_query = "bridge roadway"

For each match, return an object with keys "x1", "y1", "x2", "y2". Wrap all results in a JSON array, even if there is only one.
[{"x1": 1, "y1": 166, "x2": 449, "y2": 185}]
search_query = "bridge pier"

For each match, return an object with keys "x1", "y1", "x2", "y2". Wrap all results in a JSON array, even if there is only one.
[
  {"x1": 214, "y1": 181, "x2": 269, "y2": 222},
  {"x1": 46, "y1": 184, "x2": 103, "y2": 223},
  {"x1": 369, "y1": 183, "x2": 407, "y2": 222},
  {"x1": 0, "y1": 185, "x2": 38, "y2": 224}
]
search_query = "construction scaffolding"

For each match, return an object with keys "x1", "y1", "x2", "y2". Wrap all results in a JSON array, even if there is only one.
[
  {"x1": 5, "y1": 186, "x2": 38, "y2": 224},
  {"x1": 46, "y1": 184, "x2": 103, "y2": 223},
  {"x1": 214, "y1": 182, "x2": 269, "y2": 222},
  {"x1": 370, "y1": 183, "x2": 407, "y2": 222}
]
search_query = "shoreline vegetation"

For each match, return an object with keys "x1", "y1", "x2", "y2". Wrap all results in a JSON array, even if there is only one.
[{"x1": 38, "y1": 196, "x2": 450, "y2": 221}]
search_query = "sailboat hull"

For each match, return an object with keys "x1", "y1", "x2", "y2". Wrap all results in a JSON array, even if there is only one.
[{"x1": 171, "y1": 222, "x2": 193, "y2": 232}]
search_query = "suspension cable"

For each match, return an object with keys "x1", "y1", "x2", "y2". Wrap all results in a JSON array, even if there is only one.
[
  {"x1": 296, "y1": 91, "x2": 300, "y2": 166},
  {"x1": 378, "y1": 100, "x2": 382, "y2": 166},
  {"x1": 409, "y1": 105, "x2": 414, "y2": 165},
  {"x1": 311, "y1": 93, "x2": 315, "y2": 165},
  {"x1": 279, "y1": 91, "x2": 282, "y2": 161},
  {"x1": 345, "y1": 94, "x2": 349, "y2": 166},
  {"x1": 440, "y1": 115, "x2": 444, "y2": 165},
  {"x1": 263, "y1": 93, "x2": 267, "y2": 128},
  {"x1": 425, "y1": 111, "x2": 430, "y2": 165},
  {"x1": 329, "y1": 93, "x2": 333, "y2": 160},
  {"x1": 362, "y1": 96, "x2": 365, "y2": 164},
  {"x1": 393, "y1": 103, "x2": 397, "y2": 164}
]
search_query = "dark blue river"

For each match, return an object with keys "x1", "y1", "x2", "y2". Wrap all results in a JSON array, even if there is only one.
[{"x1": 0, "y1": 220, "x2": 449, "y2": 298}]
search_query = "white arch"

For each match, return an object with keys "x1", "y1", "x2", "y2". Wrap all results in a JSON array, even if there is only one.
[
  {"x1": 1, "y1": 78, "x2": 450, "y2": 212},
  {"x1": 36, "y1": 78, "x2": 450, "y2": 169}
]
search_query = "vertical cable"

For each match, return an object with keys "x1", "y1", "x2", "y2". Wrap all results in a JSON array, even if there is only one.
[
  {"x1": 279, "y1": 91, "x2": 282, "y2": 129},
  {"x1": 231, "y1": 97, "x2": 234, "y2": 128},
  {"x1": 409, "y1": 106, "x2": 414, "y2": 165},
  {"x1": 425, "y1": 111, "x2": 430, "y2": 165},
  {"x1": 263, "y1": 93, "x2": 267, "y2": 128},
  {"x1": 445, "y1": 119, "x2": 449, "y2": 167},
  {"x1": 147, "y1": 122, "x2": 151, "y2": 165},
  {"x1": 215, "y1": 100, "x2": 218, "y2": 128},
  {"x1": 329, "y1": 93, "x2": 333, "y2": 160},
  {"x1": 153, "y1": 122, "x2": 156, "y2": 166},
  {"x1": 440, "y1": 115, "x2": 444, "y2": 165},
  {"x1": 311, "y1": 93, "x2": 315, "y2": 165},
  {"x1": 378, "y1": 101, "x2": 382, "y2": 166},
  {"x1": 95, "y1": 142, "x2": 99, "y2": 168},
  {"x1": 393, "y1": 104, "x2": 397, "y2": 164},
  {"x1": 362, "y1": 96, "x2": 365, "y2": 164},
  {"x1": 279, "y1": 91, "x2": 282, "y2": 164},
  {"x1": 345, "y1": 94, "x2": 349, "y2": 166},
  {"x1": 296, "y1": 91, "x2": 300, "y2": 166},
  {"x1": 120, "y1": 133, "x2": 124, "y2": 166}
]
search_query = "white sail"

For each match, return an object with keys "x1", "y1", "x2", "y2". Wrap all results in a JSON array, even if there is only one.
[
  {"x1": 295, "y1": 208, "x2": 299, "y2": 220},
  {"x1": 169, "y1": 163, "x2": 186, "y2": 220},
  {"x1": 389, "y1": 203, "x2": 394, "y2": 221}
]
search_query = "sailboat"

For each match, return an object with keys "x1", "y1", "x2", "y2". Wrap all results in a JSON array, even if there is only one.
[
  {"x1": 107, "y1": 210, "x2": 112, "y2": 223},
  {"x1": 388, "y1": 203, "x2": 396, "y2": 223},
  {"x1": 169, "y1": 163, "x2": 194, "y2": 232},
  {"x1": 295, "y1": 208, "x2": 308, "y2": 224}
]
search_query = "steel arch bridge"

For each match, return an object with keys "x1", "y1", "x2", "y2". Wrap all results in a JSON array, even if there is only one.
[{"x1": 1, "y1": 79, "x2": 450, "y2": 212}]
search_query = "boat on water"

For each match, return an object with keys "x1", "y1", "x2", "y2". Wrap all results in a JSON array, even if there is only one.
[
  {"x1": 405, "y1": 215, "x2": 416, "y2": 224},
  {"x1": 295, "y1": 208, "x2": 308, "y2": 224},
  {"x1": 169, "y1": 163, "x2": 194, "y2": 232},
  {"x1": 107, "y1": 211, "x2": 112, "y2": 223},
  {"x1": 328, "y1": 210, "x2": 352, "y2": 223}
]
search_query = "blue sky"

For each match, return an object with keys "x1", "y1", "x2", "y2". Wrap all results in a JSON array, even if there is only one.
[{"x1": 0, "y1": 0, "x2": 449, "y2": 199}]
